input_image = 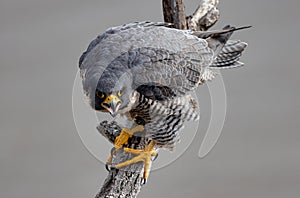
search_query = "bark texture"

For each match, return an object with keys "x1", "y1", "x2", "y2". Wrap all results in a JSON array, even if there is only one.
[
  {"x1": 96, "y1": 121, "x2": 148, "y2": 198},
  {"x1": 95, "y1": 1, "x2": 220, "y2": 197}
]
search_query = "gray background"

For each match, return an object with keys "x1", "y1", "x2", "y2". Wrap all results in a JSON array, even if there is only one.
[{"x1": 1, "y1": 0, "x2": 299, "y2": 197}]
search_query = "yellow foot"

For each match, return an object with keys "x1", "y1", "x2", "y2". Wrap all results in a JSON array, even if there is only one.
[
  {"x1": 105, "y1": 125, "x2": 144, "y2": 171},
  {"x1": 115, "y1": 140, "x2": 157, "y2": 180},
  {"x1": 114, "y1": 125, "x2": 144, "y2": 150}
]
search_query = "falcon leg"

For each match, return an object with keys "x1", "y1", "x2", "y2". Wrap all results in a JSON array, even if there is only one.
[
  {"x1": 114, "y1": 125, "x2": 145, "y2": 150},
  {"x1": 115, "y1": 140, "x2": 157, "y2": 180},
  {"x1": 105, "y1": 125, "x2": 145, "y2": 169}
]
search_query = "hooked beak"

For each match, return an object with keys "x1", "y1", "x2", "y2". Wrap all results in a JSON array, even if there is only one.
[{"x1": 101, "y1": 94, "x2": 121, "y2": 117}]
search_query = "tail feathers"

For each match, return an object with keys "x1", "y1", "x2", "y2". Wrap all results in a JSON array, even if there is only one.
[
  {"x1": 195, "y1": 25, "x2": 251, "y2": 58},
  {"x1": 210, "y1": 40, "x2": 248, "y2": 69},
  {"x1": 204, "y1": 25, "x2": 235, "y2": 54},
  {"x1": 193, "y1": 25, "x2": 252, "y2": 39}
]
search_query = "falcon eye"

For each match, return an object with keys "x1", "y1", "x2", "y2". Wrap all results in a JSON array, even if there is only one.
[
  {"x1": 117, "y1": 90, "x2": 122, "y2": 97},
  {"x1": 96, "y1": 90, "x2": 105, "y2": 99}
]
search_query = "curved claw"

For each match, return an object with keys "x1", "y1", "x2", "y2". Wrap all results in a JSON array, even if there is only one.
[
  {"x1": 141, "y1": 178, "x2": 147, "y2": 185},
  {"x1": 105, "y1": 164, "x2": 111, "y2": 172},
  {"x1": 105, "y1": 147, "x2": 116, "y2": 172},
  {"x1": 151, "y1": 153, "x2": 158, "y2": 161}
]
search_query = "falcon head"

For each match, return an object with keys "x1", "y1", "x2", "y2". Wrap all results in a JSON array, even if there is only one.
[
  {"x1": 94, "y1": 73, "x2": 133, "y2": 117},
  {"x1": 94, "y1": 89, "x2": 122, "y2": 117}
]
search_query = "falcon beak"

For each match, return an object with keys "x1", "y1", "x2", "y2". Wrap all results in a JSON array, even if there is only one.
[{"x1": 101, "y1": 94, "x2": 121, "y2": 117}]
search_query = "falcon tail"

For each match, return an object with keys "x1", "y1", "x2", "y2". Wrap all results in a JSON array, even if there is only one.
[
  {"x1": 193, "y1": 25, "x2": 251, "y2": 40},
  {"x1": 195, "y1": 25, "x2": 251, "y2": 69},
  {"x1": 210, "y1": 39, "x2": 248, "y2": 69}
]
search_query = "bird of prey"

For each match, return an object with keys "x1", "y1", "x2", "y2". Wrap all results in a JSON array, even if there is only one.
[{"x1": 79, "y1": 21, "x2": 249, "y2": 180}]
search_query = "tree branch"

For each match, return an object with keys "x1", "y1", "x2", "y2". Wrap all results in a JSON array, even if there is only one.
[
  {"x1": 163, "y1": 0, "x2": 220, "y2": 31},
  {"x1": 175, "y1": 0, "x2": 187, "y2": 29},
  {"x1": 187, "y1": 0, "x2": 220, "y2": 31},
  {"x1": 162, "y1": 0, "x2": 175, "y2": 24},
  {"x1": 95, "y1": 121, "x2": 149, "y2": 198},
  {"x1": 95, "y1": 1, "x2": 220, "y2": 197},
  {"x1": 163, "y1": 0, "x2": 187, "y2": 29}
]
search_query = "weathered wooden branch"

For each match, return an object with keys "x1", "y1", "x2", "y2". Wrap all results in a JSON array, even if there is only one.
[
  {"x1": 163, "y1": 0, "x2": 187, "y2": 29},
  {"x1": 95, "y1": 121, "x2": 149, "y2": 198},
  {"x1": 187, "y1": 0, "x2": 220, "y2": 31},
  {"x1": 162, "y1": 0, "x2": 175, "y2": 25},
  {"x1": 95, "y1": 1, "x2": 220, "y2": 197},
  {"x1": 163, "y1": 0, "x2": 220, "y2": 30}
]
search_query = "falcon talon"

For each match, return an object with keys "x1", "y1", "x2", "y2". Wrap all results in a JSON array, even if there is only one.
[
  {"x1": 114, "y1": 125, "x2": 144, "y2": 150},
  {"x1": 105, "y1": 164, "x2": 111, "y2": 172},
  {"x1": 151, "y1": 153, "x2": 158, "y2": 161},
  {"x1": 115, "y1": 140, "x2": 157, "y2": 180},
  {"x1": 141, "y1": 178, "x2": 147, "y2": 185},
  {"x1": 105, "y1": 153, "x2": 113, "y2": 172}
]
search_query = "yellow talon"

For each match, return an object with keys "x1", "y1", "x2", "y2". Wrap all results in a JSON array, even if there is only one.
[
  {"x1": 114, "y1": 130, "x2": 132, "y2": 150},
  {"x1": 109, "y1": 125, "x2": 156, "y2": 180},
  {"x1": 115, "y1": 140, "x2": 157, "y2": 180},
  {"x1": 114, "y1": 125, "x2": 144, "y2": 150},
  {"x1": 105, "y1": 153, "x2": 113, "y2": 171}
]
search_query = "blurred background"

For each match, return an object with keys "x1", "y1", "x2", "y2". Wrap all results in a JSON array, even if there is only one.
[{"x1": 1, "y1": 0, "x2": 300, "y2": 197}]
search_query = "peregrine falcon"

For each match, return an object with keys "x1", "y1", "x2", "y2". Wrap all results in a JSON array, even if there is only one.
[{"x1": 79, "y1": 22, "x2": 249, "y2": 180}]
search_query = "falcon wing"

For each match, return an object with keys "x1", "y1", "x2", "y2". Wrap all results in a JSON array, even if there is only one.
[
  {"x1": 79, "y1": 22, "x2": 172, "y2": 67},
  {"x1": 98, "y1": 45, "x2": 213, "y2": 98},
  {"x1": 79, "y1": 21, "x2": 214, "y2": 100}
]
